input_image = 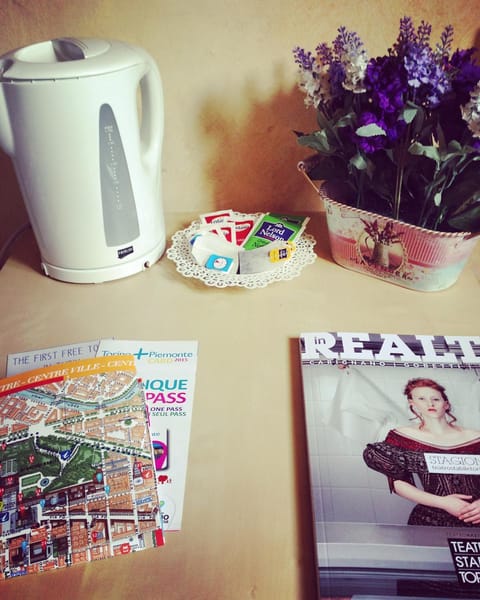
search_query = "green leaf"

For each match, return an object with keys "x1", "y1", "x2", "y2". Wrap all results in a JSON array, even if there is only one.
[
  {"x1": 447, "y1": 140, "x2": 463, "y2": 153},
  {"x1": 349, "y1": 152, "x2": 368, "y2": 171},
  {"x1": 436, "y1": 122, "x2": 447, "y2": 153},
  {"x1": 410, "y1": 105, "x2": 426, "y2": 136},
  {"x1": 434, "y1": 192, "x2": 442, "y2": 207},
  {"x1": 355, "y1": 123, "x2": 386, "y2": 137},
  {"x1": 335, "y1": 112, "x2": 356, "y2": 128},
  {"x1": 409, "y1": 142, "x2": 440, "y2": 165},
  {"x1": 297, "y1": 131, "x2": 332, "y2": 154},
  {"x1": 402, "y1": 106, "x2": 418, "y2": 124},
  {"x1": 316, "y1": 111, "x2": 330, "y2": 130}
]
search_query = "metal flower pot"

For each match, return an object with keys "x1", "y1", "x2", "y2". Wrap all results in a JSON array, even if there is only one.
[{"x1": 298, "y1": 159, "x2": 480, "y2": 291}]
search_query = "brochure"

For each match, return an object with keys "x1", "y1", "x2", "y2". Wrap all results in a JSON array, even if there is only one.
[
  {"x1": 7, "y1": 341, "x2": 99, "y2": 376},
  {"x1": 96, "y1": 340, "x2": 198, "y2": 532},
  {"x1": 300, "y1": 332, "x2": 480, "y2": 598},
  {"x1": 7, "y1": 339, "x2": 199, "y2": 533},
  {"x1": 0, "y1": 355, "x2": 163, "y2": 579}
]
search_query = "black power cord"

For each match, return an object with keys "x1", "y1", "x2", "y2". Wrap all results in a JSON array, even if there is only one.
[{"x1": 0, "y1": 221, "x2": 32, "y2": 270}]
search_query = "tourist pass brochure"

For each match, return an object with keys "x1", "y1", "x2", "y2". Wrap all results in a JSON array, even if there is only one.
[
  {"x1": 0, "y1": 355, "x2": 163, "y2": 580},
  {"x1": 96, "y1": 340, "x2": 198, "y2": 532},
  {"x1": 300, "y1": 332, "x2": 480, "y2": 597}
]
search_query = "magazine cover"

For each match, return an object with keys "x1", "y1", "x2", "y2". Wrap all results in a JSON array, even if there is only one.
[
  {"x1": 0, "y1": 355, "x2": 163, "y2": 579},
  {"x1": 96, "y1": 340, "x2": 199, "y2": 532},
  {"x1": 300, "y1": 332, "x2": 480, "y2": 598}
]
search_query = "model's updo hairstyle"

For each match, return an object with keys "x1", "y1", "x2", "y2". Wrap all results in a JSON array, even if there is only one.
[{"x1": 403, "y1": 378, "x2": 457, "y2": 428}]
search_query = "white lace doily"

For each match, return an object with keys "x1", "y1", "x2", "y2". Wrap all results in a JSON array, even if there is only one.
[{"x1": 166, "y1": 213, "x2": 317, "y2": 288}]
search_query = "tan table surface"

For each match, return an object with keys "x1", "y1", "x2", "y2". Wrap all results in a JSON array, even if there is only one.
[{"x1": 1, "y1": 211, "x2": 479, "y2": 600}]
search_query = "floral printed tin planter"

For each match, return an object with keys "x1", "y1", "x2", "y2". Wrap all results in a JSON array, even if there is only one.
[{"x1": 320, "y1": 191, "x2": 480, "y2": 292}]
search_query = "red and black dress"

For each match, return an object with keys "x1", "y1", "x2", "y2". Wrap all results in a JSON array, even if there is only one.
[{"x1": 363, "y1": 429, "x2": 480, "y2": 527}]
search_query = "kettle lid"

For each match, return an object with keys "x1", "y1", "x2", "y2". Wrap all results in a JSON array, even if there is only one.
[{"x1": 0, "y1": 38, "x2": 148, "y2": 81}]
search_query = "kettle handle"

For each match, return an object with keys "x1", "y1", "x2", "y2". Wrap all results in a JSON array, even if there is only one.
[
  {"x1": 0, "y1": 74, "x2": 15, "y2": 156},
  {"x1": 138, "y1": 50, "x2": 163, "y2": 175}
]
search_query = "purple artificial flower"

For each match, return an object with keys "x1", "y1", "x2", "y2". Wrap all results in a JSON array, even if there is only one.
[
  {"x1": 315, "y1": 42, "x2": 333, "y2": 66},
  {"x1": 333, "y1": 26, "x2": 368, "y2": 93},
  {"x1": 449, "y1": 48, "x2": 480, "y2": 101},
  {"x1": 390, "y1": 17, "x2": 452, "y2": 108},
  {"x1": 293, "y1": 46, "x2": 323, "y2": 107},
  {"x1": 392, "y1": 16, "x2": 420, "y2": 59},
  {"x1": 329, "y1": 60, "x2": 346, "y2": 101},
  {"x1": 436, "y1": 24, "x2": 454, "y2": 58},
  {"x1": 365, "y1": 56, "x2": 407, "y2": 114},
  {"x1": 416, "y1": 20, "x2": 432, "y2": 47},
  {"x1": 399, "y1": 17, "x2": 416, "y2": 41},
  {"x1": 404, "y1": 46, "x2": 450, "y2": 107},
  {"x1": 333, "y1": 26, "x2": 365, "y2": 60},
  {"x1": 293, "y1": 46, "x2": 315, "y2": 71}
]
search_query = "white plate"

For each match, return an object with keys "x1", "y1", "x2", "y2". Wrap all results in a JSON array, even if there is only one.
[{"x1": 166, "y1": 213, "x2": 317, "y2": 288}]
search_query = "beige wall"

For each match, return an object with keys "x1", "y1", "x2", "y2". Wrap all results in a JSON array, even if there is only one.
[{"x1": 0, "y1": 0, "x2": 479, "y2": 239}]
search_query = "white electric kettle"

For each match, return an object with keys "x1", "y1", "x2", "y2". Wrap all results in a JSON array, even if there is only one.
[{"x1": 0, "y1": 37, "x2": 165, "y2": 283}]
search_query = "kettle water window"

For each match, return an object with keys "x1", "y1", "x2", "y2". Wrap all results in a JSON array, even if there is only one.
[{"x1": 99, "y1": 103, "x2": 140, "y2": 247}]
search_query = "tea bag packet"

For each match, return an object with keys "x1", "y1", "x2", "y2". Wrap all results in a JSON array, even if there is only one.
[
  {"x1": 200, "y1": 210, "x2": 259, "y2": 247},
  {"x1": 232, "y1": 217, "x2": 258, "y2": 246},
  {"x1": 190, "y1": 222, "x2": 236, "y2": 245},
  {"x1": 190, "y1": 230, "x2": 239, "y2": 274},
  {"x1": 238, "y1": 241, "x2": 296, "y2": 274},
  {"x1": 200, "y1": 209, "x2": 234, "y2": 225},
  {"x1": 242, "y1": 213, "x2": 310, "y2": 250},
  {"x1": 215, "y1": 223, "x2": 237, "y2": 245}
]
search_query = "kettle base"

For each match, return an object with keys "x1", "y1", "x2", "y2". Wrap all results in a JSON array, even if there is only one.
[{"x1": 41, "y1": 239, "x2": 166, "y2": 284}]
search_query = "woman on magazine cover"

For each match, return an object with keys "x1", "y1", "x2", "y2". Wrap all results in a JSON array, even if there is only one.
[{"x1": 363, "y1": 377, "x2": 480, "y2": 527}]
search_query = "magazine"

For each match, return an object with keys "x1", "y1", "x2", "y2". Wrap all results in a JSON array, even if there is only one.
[
  {"x1": 0, "y1": 355, "x2": 163, "y2": 579},
  {"x1": 96, "y1": 340, "x2": 198, "y2": 532},
  {"x1": 299, "y1": 332, "x2": 480, "y2": 598}
]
